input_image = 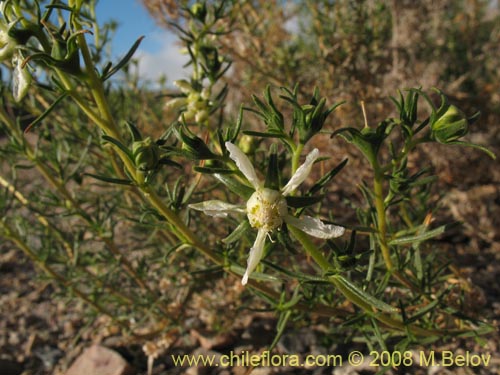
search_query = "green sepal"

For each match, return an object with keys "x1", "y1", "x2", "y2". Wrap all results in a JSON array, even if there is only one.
[
  {"x1": 408, "y1": 89, "x2": 495, "y2": 158},
  {"x1": 333, "y1": 120, "x2": 395, "y2": 167},
  {"x1": 286, "y1": 195, "x2": 325, "y2": 208},
  {"x1": 101, "y1": 135, "x2": 133, "y2": 162},
  {"x1": 264, "y1": 144, "x2": 280, "y2": 190},
  {"x1": 332, "y1": 127, "x2": 378, "y2": 166},
  {"x1": 131, "y1": 137, "x2": 161, "y2": 171},
  {"x1": 176, "y1": 126, "x2": 217, "y2": 160},
  {"x1": 125, "y1": 121, "x2": 142, "y2": 142}
]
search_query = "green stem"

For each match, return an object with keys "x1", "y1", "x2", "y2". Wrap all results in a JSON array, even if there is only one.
[
  {"x1": 289, "y1": 225, "x2": 438, "y2": 336},
  {"x1": 291, "y1": 143, "x2": 304, "y2": 175},
  {"x1": 373, "y1": 168, "x2": 394, "y2": 271},
  {"x1": 374, "y1": 169, "x2": 417, "y2": 290}
]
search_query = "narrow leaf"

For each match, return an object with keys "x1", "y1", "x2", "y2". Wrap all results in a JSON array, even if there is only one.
[
  {"x1": 222, "y1": 220, "x2": 250, "y2": 244},
  {"x1": 101, "y1": 135, "x2": 133, "y2": 161},
  {"x1": 243, "y1": 130, "x2": 286, "y2": 139},
  {"x1": 194, "y1": 166, "x2": 235, "y2": 174},
  {"x1": 389, "y1": 224, "x2": 448, "y2": 245},
  {"x1": 331, "y1": 274, "x2": 398, "y2": 313},
  {"x1": 214, "y1": 173, "x2": 254, "y2": 199},
  {"x1": 101, "y1": 36, "x2": 145, "y2": 81},
  {"x1": 286, "y1": 195, "x2": 324, "y2": 208},
  {"x1": 24, "y1": 93, "x2": 68, "y2": 133},
  {"x1": 84, "y1": 173, "x2": 133, "y2": 186}
]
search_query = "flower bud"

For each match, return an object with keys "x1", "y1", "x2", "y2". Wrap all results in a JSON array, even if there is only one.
[
  {"x1": 164, "y1": 97, "x2": 187, "y2": 112},
  {"x1": 12, "y1": 52, "x2": 31, "y2": 102},
  {"x1": 0, "y1": 23, "x2": 17, "y2": 61},
  {"x1": 191, "y1": 2, "x2": 207, "y2": 23},
  {"x1": 237, "y1": 134, "x2": 258, "y2": 155},
  {"x1": 195, "y1": 109, "x2": 209, "y2": 123},
  {"x1": 132, "y1": 137, "x2": 159, "y2": 172},
  {"x1": 200, "y1": 87, "x2": 211, "y2": 100},
  {"x1": 431, "y1": 104, "x2": 468, "y2": 143},
  {"x1": 173, "y1": 79, "x2": 193, "y2": 94}
]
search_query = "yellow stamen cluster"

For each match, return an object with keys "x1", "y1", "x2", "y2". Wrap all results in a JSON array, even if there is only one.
[{"x1": 246, "y1": 188, "x2": 287, "y2": 231}]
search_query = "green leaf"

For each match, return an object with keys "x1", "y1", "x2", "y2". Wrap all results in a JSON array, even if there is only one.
[
  {"x1": 101, "y1": 36, "x2": 145, "y2": 81},
  {"x1": 125, "y1": 121, "x2": 142, "y2": 142},
  {"x1": 222, "y1": 220, "x2": 250, "y2": 244},
  {"x1": 228, "y1": 105, "x2": 244, "y2": 143},
  {"x1": 269, "y1": 309, "x2": 292, "y2": 351},
  {"x1": 286, "y1": 195, "x2": 325, "y2": 208},
  {"x1": 389, "y1": 224, "x2": 448, "y2": 245},
  {"x1": 101, "y1": 135, "x2": 133, "y2": 161},
  {"x1": 310, "y1": 158, "x2": 348, "y2": 194},
  {"x1": 448, "y1": 140, "x2": 496, "y2": 160},
  {"x1": 24, "y1": 93, "x2": 68, "y2": 133},
  {"x1": 330, "y1": 274, "x2": 398, "y2": 313},
  {"x1": 194, "y1": 166, "x2": 235, "y2": 174},
  {"x1": 242, "y1": 130, "x2": 286, "y2": 139},
  {"x1": 332, "y1": 127, "x2": 377, "y2": 166},
  {"x1": 265, "y1": 144, "x2": 280, "y2": 190},
  {"x1": 84, "y1": 173, "x2": 133, "y2": 186},
  {"x1": 406, "y1": 296, "x2": 442, "y2": 324},
  {"x1": 229, "y1": 264, "x2": 279, "y2": 282},
  {"x1": 213, "y1": 173, "x2": 254, "y2": 199}
]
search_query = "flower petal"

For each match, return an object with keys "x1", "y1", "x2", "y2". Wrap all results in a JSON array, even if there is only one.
[
  {"x1": 281, "y1": 148, "x2": 320, "y2": 196},
  {"x1": 189, "y1": 200, "x2": 245, "y2": 218},
  {"x1": 285, "y1": 214, "x2": 345, "y2": 239},
  {"x1": 242, "y1": 228, "x2": 268, "y2": 285},
  {"x1": 225, "y1": 141, "x2": 261, "y2": 190}
]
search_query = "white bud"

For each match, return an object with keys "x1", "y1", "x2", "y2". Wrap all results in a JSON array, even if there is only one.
[
  {"x1": 0, "y1": 23, "x2": 16, "y2": 62},
  {"x1": 12, "y1": 52, "x2": 31, "y2": 102},
  {"x1": 173, "y1": 79, "x2": 193, "y2": 94}
]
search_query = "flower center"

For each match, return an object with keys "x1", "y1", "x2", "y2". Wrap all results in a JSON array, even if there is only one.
[{"x1": 246, "y1": 188, "x2": 288, "y2": 231}]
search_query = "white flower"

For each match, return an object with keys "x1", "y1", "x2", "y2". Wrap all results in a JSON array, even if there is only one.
[{"x1": 189, "y1": 142, "x2": 345, "y2": 285}]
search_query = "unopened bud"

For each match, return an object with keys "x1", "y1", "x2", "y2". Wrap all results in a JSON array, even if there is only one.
[
  {"x1": 191, "y1": 2, "x2": 207, "y2": 22},
  {"x1": 195, "y1": 109, "x2": 209, "y2": 123},
  {"x1": 173, "y1": 79, "x2": 193, "y2": 94},
  {"x1": 431, "y1": 104, "x2": 468, "y2": 143},
  {"x1": 0, "y1": 23, "x2": 16, "y2": 61},
  {"x1": 132, "y1": 137, "x2": 159, "y2": 171},
  {"x1": 164, "y1": 97, "x2": 187, "y2": 112},
  {"x1": 12, "y1": 52, "x2": 31, "y2": 102},
  {"x1": 237, "y1": 134, "x2": 257, "y2": 155}
]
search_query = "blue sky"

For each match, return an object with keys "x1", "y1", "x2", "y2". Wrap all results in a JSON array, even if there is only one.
[{"x1": 95, "y1": 0, "x2": 190, "y2": 84}]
